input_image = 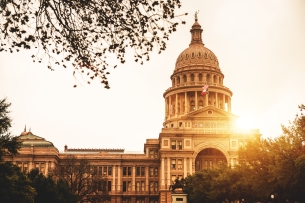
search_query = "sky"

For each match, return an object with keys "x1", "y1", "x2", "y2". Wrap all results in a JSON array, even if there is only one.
[{"x1": 1, "y1": 0, "x2": 305, "y2": 152}]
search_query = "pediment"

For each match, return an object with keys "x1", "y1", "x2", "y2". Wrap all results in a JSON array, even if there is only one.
[{"x1": 181, "y1": 106, "x2": 238, "y2": 120}]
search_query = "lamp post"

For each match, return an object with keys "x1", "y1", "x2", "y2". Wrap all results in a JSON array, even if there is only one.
[{"x1": 271, "y1": 194, "x2": 274, "y2": 203}]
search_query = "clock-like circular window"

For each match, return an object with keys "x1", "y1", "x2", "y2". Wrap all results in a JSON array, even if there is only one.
[{"x1": 207, "y1": 110, "x2": 213, "y2": 115}]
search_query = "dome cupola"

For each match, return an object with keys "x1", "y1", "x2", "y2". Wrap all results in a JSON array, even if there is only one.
[{"x1": 163, "y1": 16, "x2": 234, "y2": 129}]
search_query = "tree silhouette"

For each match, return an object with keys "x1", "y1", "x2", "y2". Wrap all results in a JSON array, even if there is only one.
[
  {"x1": 0, "y1": 0, "x2": 187, "y2": 88},
  {"x1": 0, "y1": 98, "x2": 21, "y2": 161}
]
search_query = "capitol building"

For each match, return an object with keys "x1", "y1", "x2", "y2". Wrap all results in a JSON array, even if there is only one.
[{"x1": 4, "y1": 18, "x2": 261, "y2": 203}]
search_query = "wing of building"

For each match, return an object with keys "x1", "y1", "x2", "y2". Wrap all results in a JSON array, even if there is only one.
[{"x1": 4, "y1": 19, "x2": 261, "y2": 203}]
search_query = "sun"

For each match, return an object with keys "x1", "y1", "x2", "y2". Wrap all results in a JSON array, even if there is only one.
[{"x1": 237, "y1": 116, "x2": 256, "y2": 129}]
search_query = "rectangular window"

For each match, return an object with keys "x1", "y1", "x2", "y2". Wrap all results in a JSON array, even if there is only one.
[
  {"x1": 171, "y1": 140, "x2": 176, "y2": 150},
  {"x1": 149, "y1": 167, "x2": 158, "y2": 177},
  {"x1": 108, "y1": 166, "x2": 112, "y2": 175},
  {"x1": 154, "y1": 167, "x2": 158, "y2": 176},
  {"x1": 154, "y1": 150, "x2": 158, "y2": 158},
  {"x1": 123, "y1": 167, "x2": 127, "y2": 176},
  {"x1": 123, "y1": 166, "x2": 131, "y2": 176},
  {"x1": 149, "y1": 181, "x2": 158, "y2": 192},
  {"x1": 149, "y1": 199, "x2": 158, "y2": 203},
  {"x1": 141, "y1": 167, "x2": 145, "y2": 176},
  {"x1": 40, "y1": 163, "x2": 45, "y2": 174},
  {"x1": 177, "y1": 141, "x2": 182, "y2": 150},
  {"x1": 171, "y1": 175, "x2": 176, "y2": 182},
  {"x1": 141, "y1": 181, "x2": 145, "y2": 191},
  {"x1": 123, "y1": 181, "x2": 127, "y2": 192},
  {"x1": 98, "y1": 166, "x2": 103, "y2": 175},
  {"x1": 171, "y1": 140, "x2": 183, "y2": 150},
  {"x1": 149, "y1": 182, "x2": 154, "y2": 192},
  {"x1": 232, "y1": 141, "x2": 237, "y2": 147},
  {"x1": 149, "y1": 167, "x2": 154, "y2": 177},
  {"x1": 171, "y1": 159, "x2": 176, "y2": 169},
  {"x1": 154, "y1": 182, "x2": 158, "y2": 192},
  {"x1": 127, "y1": 167, "x2": 132, "y2": 176},
  {"x1": 149, "y1": 150, "x2": 154, "y2": 158},
  {"x1": 127, "y1": 181, "x2": 132, "y2": 191},
  {"x1": 136, "y1": 181, "x2": 140, "y2": 192},
  {"x1": 177, "y1": 159, "x2": 183, "y2": 170},
  {"x1": 93, "y1": 166, "x2": 97, "y2": 175},
  {"x1": 195, "y1": 160, "x2": 201, "y2": 171},
  {"x1": 23, "y1": 163, "x2": 28, "y2": 173},
  {"x1": 136, "y1": 167, "x2": 141, "y2": 176},
  {"x1": 136, "y1": 199, "x2": 145, "y2": 203},
  {"x1": 108, "y1": 181, "x2": 111, "y2": 191}
]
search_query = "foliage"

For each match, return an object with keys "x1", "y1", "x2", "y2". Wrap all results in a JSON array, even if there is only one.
[
  {"x1": 238, "y1": 104, "x2": 305, "y2": 203},
  {"x1": 184, "y1": 169, "x2": 217, "y2": 203},
  {"x1": 56, "y1": 154, "x2": 110, "y2": 203},
  {"x1": 0, "y1": 162, "x2": 36, "y2": 203},
  {"x1": 0, "y1": 97, "x2": 21, "y2": 161},
  {"x1": 27, "y1": 168, "x2": 77, "y2": 203},
  {"x1": 185, "y1": 105, "x2": 305, "y2": 203},
  {"x1": 0, "y1": 0, "x2": 187, "y2": 88}
]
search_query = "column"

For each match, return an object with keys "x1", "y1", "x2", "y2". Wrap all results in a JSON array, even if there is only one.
[
  {"x1": 195, "y1": 91, "x2": 198, "y2": 110},
  {"x1": 46, "y1": 162, "x2": 49, "y2": 175},
  {"x1": 175, "y1": 94, "x2": 178, "y2": 117},
  {"x1": 183, "y1": 158, "x2": 187, "y2": 177},
  {"x1": 161, "y1": 158, "x2": 165, "y2": 189},
  {"x1": 145, "y1": 166, "x2": 149, "y2": 192},
  {"x1": 223, "y1": 94, "x2": 225, "y2": 110},
  {"x1": 112, "y1": 165, "x2": 116, "y2": 191},
  {"x1": 169, "y1": 96, "x2": 172, "y2": 117},
  {"x1": 132, "y1": 165, "x2": 136, "y2": 191},
  {"x1": 228, "y1": 97, "x2": 231, "y2": 112},
  {"x1": 215, "y1": 92, "x2": 218, "y2": 108},
  {"x1": 167, "y1": 158, "x2": 171, "y2": 187},
  {"x1": 189, "y1": 158, "x2": 193, "y2": 175},
  {"x1": 205, "y1": 93, "x2": 208, "y2": 106},
  {"x1": 184, "y1": 92, "x2": 187, "y2": 114},
  {"x1": 118, "y1": 165, "x2": 121, "y2": 192},
  {"x1": 165, "y1": 98, "x2": 168, "y2": 118}
]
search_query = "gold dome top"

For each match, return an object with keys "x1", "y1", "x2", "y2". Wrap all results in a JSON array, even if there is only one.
[{"x1": 175, "y1": 20, "x2": 220, "y2": 71}]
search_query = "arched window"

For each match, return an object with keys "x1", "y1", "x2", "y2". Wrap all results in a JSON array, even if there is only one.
[
  {"x1": 183, "y1": 75, "x2": 187, "y2": 82},
  {"x1": 190, "y1": 74, "x2": 194, "y2": 81},
  {"x1": 190, "y1": 101, "x2": 195, "y2": 111},
  {"x1": 177, "y1": 76, "x2": 180, "y2": 84},
  {"x1": 198, "y1": 73, "x2": 203, "y2": 81},
  {"x1": 198, "y1": 101, "x2": 203, "y2": 109},
  {"x1": 206, "y1": 74, "x2": 210, "y2": 83},
  {"x1": 178, "y1": 103, "x2": 180, "y2": 114},
  {"x1": 172, "y1": 78, "x2": 175, "y2": 86},
  {"x1": 213, "y1": 75, "x2": 217, "y2": 83}
]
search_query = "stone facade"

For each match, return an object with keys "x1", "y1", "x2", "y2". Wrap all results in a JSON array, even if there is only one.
[{"x1": 3, "y1": 19, "x2": 261, "y2": 203}]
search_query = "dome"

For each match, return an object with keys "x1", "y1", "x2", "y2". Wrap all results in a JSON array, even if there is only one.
[{"x1": 175, "y1": 20, "x2": 220, "y2": 72}]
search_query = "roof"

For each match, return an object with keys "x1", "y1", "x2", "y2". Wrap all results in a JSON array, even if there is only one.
[
  {"x1": 18, "y1": 131, "x2": 56, "y2": 148},
  {"x1": 175, "y1": 20, "x2": 221, "y2": 72}
]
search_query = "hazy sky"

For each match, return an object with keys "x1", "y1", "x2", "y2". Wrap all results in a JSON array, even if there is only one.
[{"x1": 1, "y1": 0, "x2": 305, "y2": 152}]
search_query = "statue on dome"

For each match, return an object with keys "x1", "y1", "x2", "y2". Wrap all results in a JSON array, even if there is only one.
[
  {"x1": 195, "y1": 10, "x2": 199, "y2": 21},
  {"x1": 201, "y1": 84, "x2": 209, "y2": 95}
]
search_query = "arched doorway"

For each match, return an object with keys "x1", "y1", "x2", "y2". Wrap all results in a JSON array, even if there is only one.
[{"x1": 195, "y1": 148, "x2": 227, "y2": 171}]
